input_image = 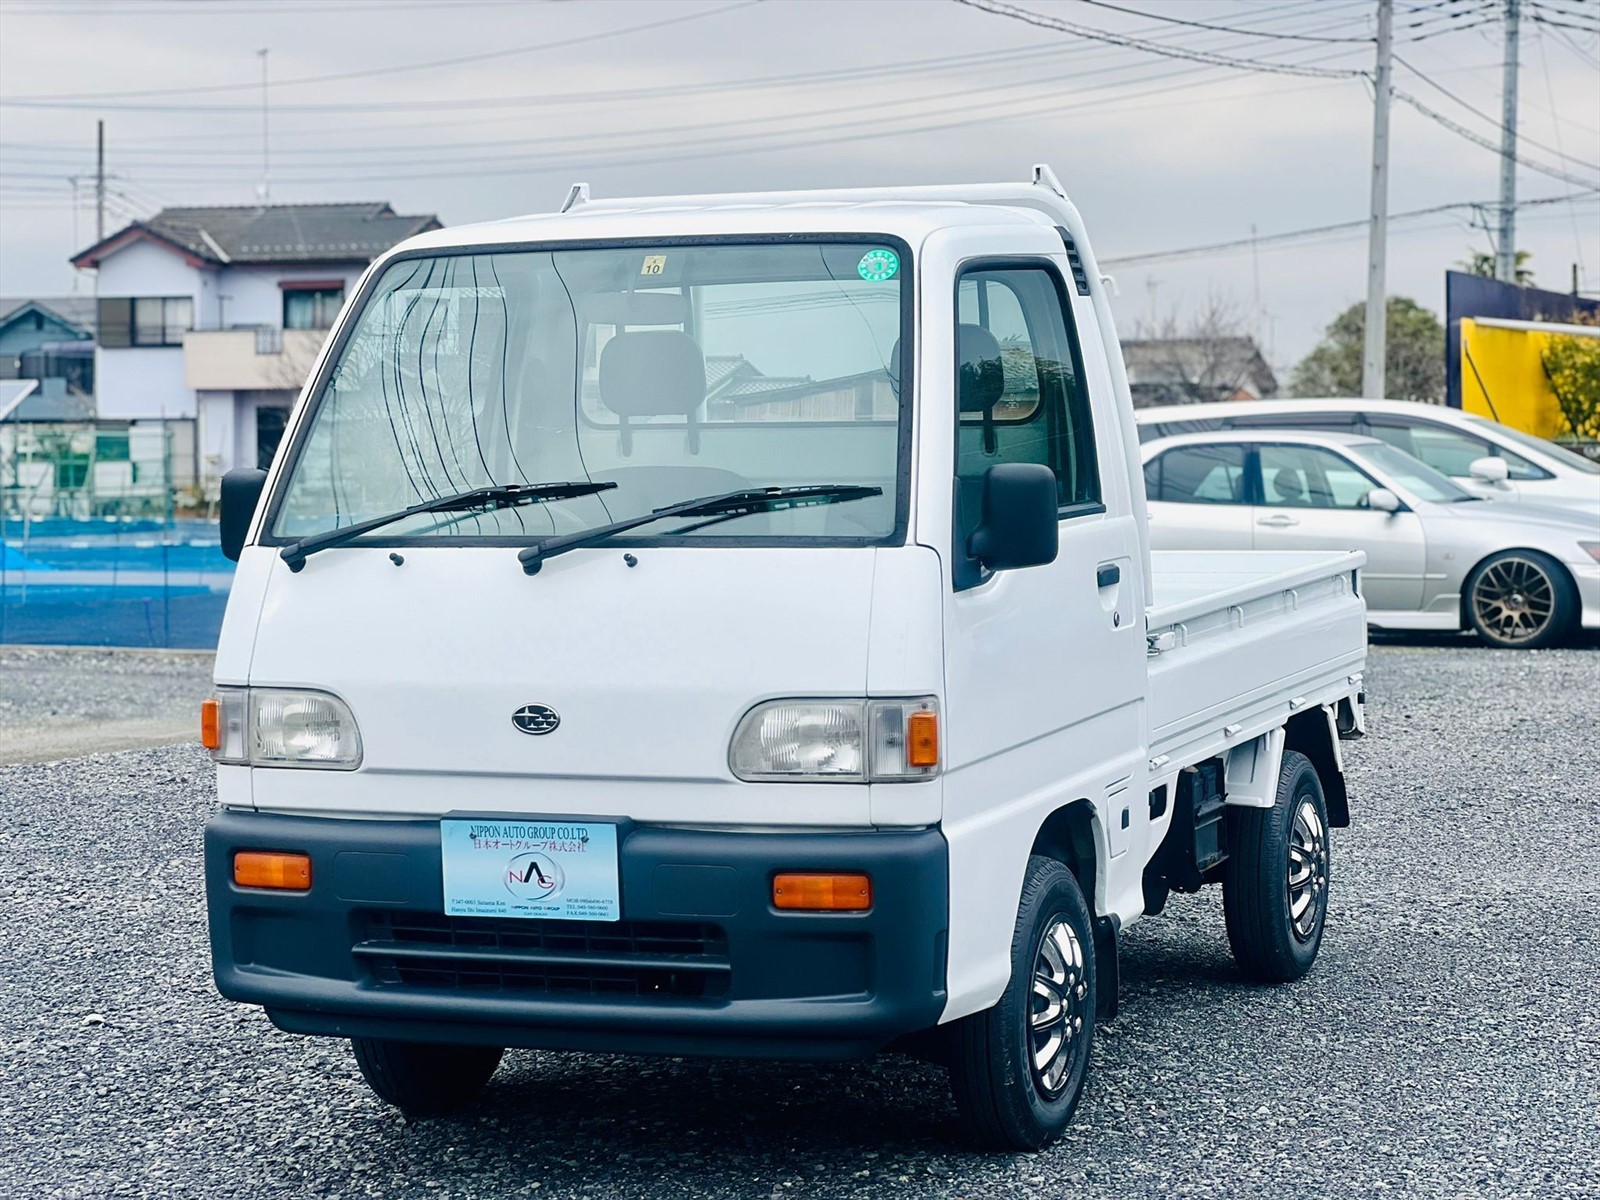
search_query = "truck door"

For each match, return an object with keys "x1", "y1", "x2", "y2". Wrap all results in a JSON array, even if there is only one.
[
  {"x1": 1251, "y1": 442, "x2": 1426, "y2": 612},
  {"x1": 924, "y1": 236, "x2": 1147, "y2": 1018}
]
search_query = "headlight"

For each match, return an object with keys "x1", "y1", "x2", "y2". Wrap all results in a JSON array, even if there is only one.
[
  {"x1": 206, "y1": 686, "x2": 362, "y2": 769},
  {"x1": 1580, "y1": 541, "x2": 1600, "y2": 564},
  {"x1": 730, "y1": 698, "x2": 939, "y2": 782}
]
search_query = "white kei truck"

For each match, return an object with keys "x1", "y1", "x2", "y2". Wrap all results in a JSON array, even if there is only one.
[{"x1": 203, "y1": 167, "x2": 1368, "y2": 1150}]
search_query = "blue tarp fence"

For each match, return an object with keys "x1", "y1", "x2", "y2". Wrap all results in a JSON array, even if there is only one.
[{"x1": 0, "y1": 518, "x2": 234, "y2": 649}]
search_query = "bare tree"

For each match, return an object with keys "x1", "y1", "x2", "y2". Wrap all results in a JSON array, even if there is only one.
[{"x1": 1128, "y1": 295, "x2": 1273, "y2": 405}]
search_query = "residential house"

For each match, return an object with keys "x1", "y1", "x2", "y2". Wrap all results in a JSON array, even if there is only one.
[
  {"x1": 1121, "y1": 336, "x2": 1278, "y2": 408},
  {"x1": 0, "y1": 296, "x2": 96, "y2": 421},
  {"x1": 70, "y1": 202, "x2": 440, "y2": 488}
]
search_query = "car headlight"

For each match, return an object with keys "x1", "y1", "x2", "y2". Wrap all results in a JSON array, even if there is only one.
[
  {"x1": 205, "y1": 686, "x2": 362, "y2": 769},
  {"x1": 1580, "y1": 541, "x2": 1600, "y2": 564},
  {"x1": 730, "y1": 697, "x2": 939, "y2": 782}
]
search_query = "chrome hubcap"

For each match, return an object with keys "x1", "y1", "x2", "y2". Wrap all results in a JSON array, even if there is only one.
[
  {"x1": 1029, "y1": 917, "x2": 1088, "y2": 1097},
  {"x1": 1287, "y1": 799, "x2": 1328, "y2": 943},
  {"x1": 1472, "y1": 557, "x2": 1555, "y2": 643}
]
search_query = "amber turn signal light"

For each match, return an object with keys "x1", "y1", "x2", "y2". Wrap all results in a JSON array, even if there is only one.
[
  {"x1": 906, "y1": 710, "x2": 939, "y2": 768},
  {"x1": 200, "y1": 697, "x2": 221, "y2": 750},
  {"x1": 772, "y1": 872, "x2": 872, "y2": 911},
  {"x1": 234, "y1": 851, "x2": 312, "y2": 890}
]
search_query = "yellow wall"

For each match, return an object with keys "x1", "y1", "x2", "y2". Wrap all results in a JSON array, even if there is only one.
[{"x1": 1458, "y1": 318, "x2": 1572, "y2": 440}]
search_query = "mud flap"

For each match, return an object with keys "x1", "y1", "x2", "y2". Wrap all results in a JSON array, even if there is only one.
[{"x1": 1093, "y1": 914, "x2": 1120, "y2": 1021}]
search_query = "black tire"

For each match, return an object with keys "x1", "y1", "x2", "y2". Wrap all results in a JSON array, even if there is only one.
[
  {"x1": 1464, "y1": 549, "x2": 1577, "y2": 650},
  {"x1": 349, "y1": 1038, "x2": 504, "y2": 1117},
  {"x1": 947, "y1": 855, "x2": 1095, "y2": 1151},
  {"x1": 1223, "y1": 750, "x2": 1330, "y2": 983}
]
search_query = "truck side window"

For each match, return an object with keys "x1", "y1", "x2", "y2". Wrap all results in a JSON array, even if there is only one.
[
  {"x1": 1144, "y1": 444, "x2": 1248, "y2": 504},
  {"x1": 954, "y1": 265, "x2": 1100, "y2": 551}
]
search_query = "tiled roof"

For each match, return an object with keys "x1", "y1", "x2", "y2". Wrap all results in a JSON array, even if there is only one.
[
  {"x1": 0, "y1": 296, "x2": 97, "y2": 336},
  {"x1": 72, "y1": 202, "x2": 441, "y2": 268}
]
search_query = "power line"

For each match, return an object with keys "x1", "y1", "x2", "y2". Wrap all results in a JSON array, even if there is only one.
[
  {"x1": 949, "y1": 0, "x2": 1365, "y2": 79},
  {"x1": 1392, "y1": 88, "x2": 1600, "y2": 188},
  {"x1": 0, "y1": 1, "x2": 760, "y2": 103},
  {"x1": 1100, "y1": 190, "x2": 1599, "y2": 267},
  {"x1": 1394, "y1": 51, "x2": 1600, "y2": 168},
  {"x1": 1071, "y1": 0, "x2": 1373, "y2": 42}
]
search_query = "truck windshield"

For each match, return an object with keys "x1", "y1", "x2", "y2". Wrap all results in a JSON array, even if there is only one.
[{"x1": 269, "y1": 239, "x2": 908, "y2": 544}]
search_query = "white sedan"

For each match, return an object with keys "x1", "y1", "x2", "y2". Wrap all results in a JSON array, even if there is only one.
[{"x1": 1141, "y1": 429, "x2": 1600, "y2": 648}]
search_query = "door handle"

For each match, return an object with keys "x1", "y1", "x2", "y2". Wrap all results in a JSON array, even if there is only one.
[
  {"x1": 1257, "y1": 515, "x2": 1299, "y2": 527},
  {"x1": 1096, "y1": 563, "x2": 1121, "y2": 588}
]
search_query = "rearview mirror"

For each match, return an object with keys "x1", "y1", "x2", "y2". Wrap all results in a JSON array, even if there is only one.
[
  {"x1": 220, "y1": 468, "x2": 268, "y2": 562},
  {"x1": 967, "y1": 463, "x2": 1059, "y2": 572},
  {"x1": 1468, "y1": 456, "x2": 1509, "y2": 484},
  {"x1": 1365, "y1": 487, "x2": 1402, "y2": 514}
]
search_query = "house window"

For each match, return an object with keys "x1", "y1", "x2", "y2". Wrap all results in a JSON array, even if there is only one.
[
  {"x1": 283, "y1": 287, "x2": 344, "y2": 331},
  {"x1": 97, "y1": 297, "x2": 193, "y2": 348}
]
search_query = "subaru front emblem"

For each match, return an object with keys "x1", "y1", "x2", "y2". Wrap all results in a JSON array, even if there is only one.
[{"x1": 512, "y1": 704, "x2": 560, "y2": 735}]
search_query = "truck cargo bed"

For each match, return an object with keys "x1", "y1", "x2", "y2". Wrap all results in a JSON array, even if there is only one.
[{"x1": 1145, "y1": 549, "x2": 1367, "y2": 773}]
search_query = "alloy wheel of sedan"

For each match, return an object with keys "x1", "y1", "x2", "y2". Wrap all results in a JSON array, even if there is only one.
[{"x1": 1470, "y1": 554, "x2": 1558, "y2": 645}]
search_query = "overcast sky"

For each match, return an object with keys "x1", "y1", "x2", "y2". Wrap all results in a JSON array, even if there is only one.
[{"x1": 1, "y1": 0, "x2": 1596, "y2": 372}]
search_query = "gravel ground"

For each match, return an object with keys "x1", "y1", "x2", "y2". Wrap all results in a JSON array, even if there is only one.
[
  {"x1": 1, "y1": 641, "x2": 1596, "y2": 1200},
  {"x1": 0, "y1": 646, "x2": 215, "y2": 764}
]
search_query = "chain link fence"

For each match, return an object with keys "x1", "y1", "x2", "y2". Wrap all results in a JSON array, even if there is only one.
[{"x1": 1, "y1": 419, "x2": 233, "y2": 648}]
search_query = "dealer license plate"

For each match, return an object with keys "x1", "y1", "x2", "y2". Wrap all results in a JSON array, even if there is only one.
[{"x1": 440, "y1": 818, "x2": 620, "y2": 922}]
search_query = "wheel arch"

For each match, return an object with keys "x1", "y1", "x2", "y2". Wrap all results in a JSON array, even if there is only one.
[
  {"x1": 1284, "y1": 708, "x2": 1349, "y2": 827},
  {"x1": 1029, "y1": 799, "x2": 1118, "y2": 1020}
]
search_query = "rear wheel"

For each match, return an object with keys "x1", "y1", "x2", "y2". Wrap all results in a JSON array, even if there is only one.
[
  {"x1": 947, "y1": 855, "x2": 1095, "y2": 1151},
  {"x1": 1223, "y1": 750, "x2": 1329, "y2": 983},
  {"x1": 350, "y1": 1038, "x2": 504, "y2": 1117},
  {"x1": 1465, "y1": 549, "x2": 1576, "y2": 649}
]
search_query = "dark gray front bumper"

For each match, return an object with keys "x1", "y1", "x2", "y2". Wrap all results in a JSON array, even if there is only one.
[{"x1": 205, "y1": 810, "x2": 948, "y2": 1060}]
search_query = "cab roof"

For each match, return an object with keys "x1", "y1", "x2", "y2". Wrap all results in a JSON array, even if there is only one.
[{"x1": 382, "y1": 165, "x2": 1087, "y2": 260}]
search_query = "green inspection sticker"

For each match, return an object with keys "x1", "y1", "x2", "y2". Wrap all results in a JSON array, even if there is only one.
[{"x1": 857, "y1": 248, "x2": 899, "y2": 282}]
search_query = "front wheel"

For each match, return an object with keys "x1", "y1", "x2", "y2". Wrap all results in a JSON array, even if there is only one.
[
  {"x1": 1223, "y1": 750, "x2": 1330, "y2": 983},
  {"x1": 947, "y1": 855, "x2": 1096, "y2": 1151},
  {"x1": 350, "y1": 1038, "x2": 504, "y2": 1117},
  {"x1": 1465, "y1": 549, "x2": 1576, "y2": 649}
]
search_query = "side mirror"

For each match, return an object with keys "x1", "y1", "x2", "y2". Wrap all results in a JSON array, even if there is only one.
[
  {"x1": 1468, "y1": 455, "x2": 1509, "y2": 484},
  {"x1": 1365, "y1": 487, "x2": 1402, "y2": 514},
  {"x1": 220, "y1": 468, "x2": 268, "y2": 562},
  {"x1": 967, "y1": 463, "x2": 1059, "y2": 572}
]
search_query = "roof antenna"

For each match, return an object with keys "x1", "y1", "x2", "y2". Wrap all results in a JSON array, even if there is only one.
[{"x1": 561, "y1": 182, "x2": 589, "y2": 213}]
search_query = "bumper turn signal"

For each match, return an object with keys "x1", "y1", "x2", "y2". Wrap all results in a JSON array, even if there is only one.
[
  {"x1": 234, "y1": 851, "x2": 312, "y2": 891},
  {"x1": 772, "y1": 872, "x2": 872, "y2": 911}
]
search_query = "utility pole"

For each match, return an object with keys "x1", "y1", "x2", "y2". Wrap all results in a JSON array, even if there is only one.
[
  {"x1": 1495, "y1": 0, "x2": 1520, "y2": 283},
  {"x1": 95, "y1": 119, "x2": 105, "y2": 242},
  {"x1": 1362, "y1": 0, "x2": 1393, "y2": 400},
  {"x1": 257, "y1": 48, "x2": 271, "y2": 204}
]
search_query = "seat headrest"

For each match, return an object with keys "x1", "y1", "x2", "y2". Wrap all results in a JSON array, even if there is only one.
[
  {"x1": 599, "y1": 330, "x2": 706, "y2": 418},
  {"x1": 1271, "y1": 468, "x2": 1305, "y2": 502},
  {"x1": 958, "y1": 323, "x2": 1004, "y2": 414}
]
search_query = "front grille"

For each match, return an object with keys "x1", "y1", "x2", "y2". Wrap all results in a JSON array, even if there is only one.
[{"x1": 353, "y1": 911, "x2": 730, "y2": 1000}]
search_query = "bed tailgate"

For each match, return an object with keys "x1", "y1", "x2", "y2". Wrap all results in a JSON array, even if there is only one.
[{"x1": 1145, "y1": 549, "x2": 1367, "y2": 772}]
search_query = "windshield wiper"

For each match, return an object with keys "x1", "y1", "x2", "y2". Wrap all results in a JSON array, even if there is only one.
[
  {"x1": 516, "y1": 484, "x2": 882, "y2": 576},
  {"x1": 280, "y1": 481, "x2": 618, "y2": 572}
]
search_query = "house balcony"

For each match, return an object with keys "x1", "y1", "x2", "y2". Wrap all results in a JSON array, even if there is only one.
[{"x1": 183, "y1": 327, "x2": 328, "y2": 392}]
